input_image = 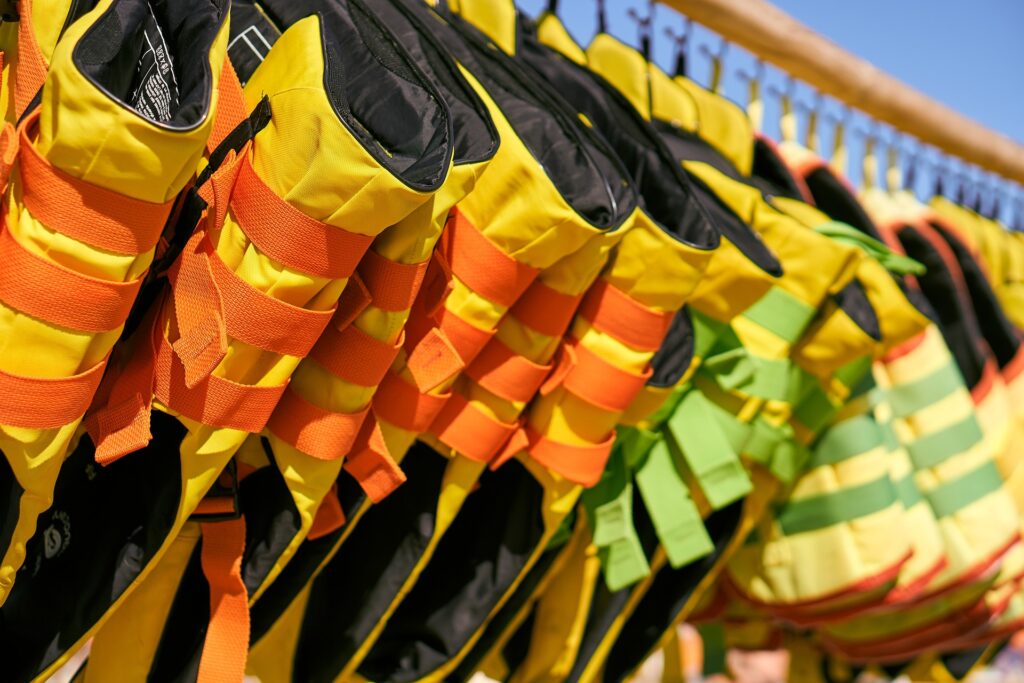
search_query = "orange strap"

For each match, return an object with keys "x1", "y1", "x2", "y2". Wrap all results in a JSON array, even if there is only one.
[
  {"x1": 14, "y1": 0, "x2": 48, "y2": 120},
  {"x1": 511, "y1": 279, "x2": 584, "y2": 338},
  {"x1": 266, "y1": 388, "x2": 370, "y2": 461},
  {"x1": 0, "y1": 226, "x2": 142, "y2": 332},
  {"x1": 406, "y1": 305, "x2": 495, "y2": 367},
  {"x1": 559, "y1": 341, "x2": 653, "y2": 413},
  {"x1": 0, "y1": 357, "x2": 106, "y2": 429},
  {"x1": 310, "y1": 322, "x2": 403, "y2": 389},
  {"x1": 18, "y1": 114, "x2": 173, "y2": 254},
  {"x1": 441, "y1": 208, "x2": 538, "y2": 308},
  {"x1": 197, "y1": 517, "x2": 250, "y2": 683},
  {"x1": 155, "y1": 328, "x2": 288, "y2": 433},
  {"x1": 358, "y1": 250, "x2": 430, "y2": 312},
  {"x1": 465, "y1": 339, "x2": 552, "y2": 404},
  {"x1": 231, "y1": 155, "x2": 373, "y2": 279},
  {"x1": 307, "y1": 484, "x2": 346, "y2": 541},
  {"x1": 578, "y1": 279, "x2": 674, "y2": 352},
  {"x1": 405, "y1": 327, "x2": 464, "y2": 393},
  {"x1": 373, "y1": 372, "x2": 451, "y2": 433},
  {"x1": 526, "y1": 428, "x2": 616, "y2": 487},
  {"x1": 0, "y1": 121, "x2": 18, "y2": 192},
  {"x1": 207, "y1": 61, "x2": 249, "y2": 152},
  {"x1": 197, "y1": 146, "x2": 247, "y2": 238},
  {"x1": 430, "y1": 393, "x2": 520, "y2": 464},
  {"x1": 343, "y1": 416, "x2": 406, "y2": 502},
  {"x1": 332, "y1": 275, "x2": 373, "y2": 330}
]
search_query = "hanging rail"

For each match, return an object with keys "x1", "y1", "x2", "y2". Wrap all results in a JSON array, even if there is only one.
[{"x1": 659, "y1": 0, "x2": 1024, "y2": 186}]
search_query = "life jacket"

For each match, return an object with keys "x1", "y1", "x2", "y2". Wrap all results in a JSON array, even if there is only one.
[
  {"x1": 1, "y1": 3, "x2": 455, "y2": 681},
  {"x1": 81, "y1": 0, "x2": 497, "y2": 679},
  {"x1": 245, "y1": 2, "x2": 640, "y2": 681},
  {"x1": 0, "y1": 0, "x2": 227, "y2": 615}
]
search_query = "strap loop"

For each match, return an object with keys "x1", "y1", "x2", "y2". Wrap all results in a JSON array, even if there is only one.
[
  {"x1": 343, "y1": 416, "x2": 406, "y2": 502},
  {"x1": 561, "y1": 341, "x2": 653, "y2": 413},
  {"x1": 374, "y1": 372, "x2": 451, "y2": 433},
  {"x1": 430, "y1": 393, "x2": 520, "y2": 463},
  {"x1": 465, "y1": 339, "x2": 553, "y2": 404},
  {"x1": 358, "y1": 250, "x2": 430, "y2": 312},
  {"x1": 267, "y1": 388, "x2": 370, "y2": 461},
  {"x1": 578, "y1": 279, "x2": 674, "y2": 352},
  {"x1": 0, "y1": 357, "x2": 106, "y2": 428},
  {"x1": 527, "y1": 428, "x2": 616, "y2": 487},
  {"x1": 197, "y1": 517, "x2": 250, "y2": 683},
  {"x1": 511, "y1": 279, "x2": 584, "y2": 337},
  {"x1": 310, "y1": 322, "x2": 403, "y2": 389}
]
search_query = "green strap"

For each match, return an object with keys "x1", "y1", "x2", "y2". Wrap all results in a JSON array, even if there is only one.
[
  {"x1": 833, "y1": 355, "x2": 874, "y2": 391},
  {"x1": 905, "y1": 413, "x2": 984, "y2": 470},
  {"x1": 745, "y1": 417, "x2": 810, "y2": 484},
  {"x1": 617, "y1": 425, "x2": 661, "y2": 470},
  {"x1": 924, "y1": 460, "x2": 1006, "y2": 519},
  {"x1": 895, "y1": 473, "x2": 924, "y2": 509},
  {"x1": 634, "y1": 436, "x2": 714, "y2": 569},
  {"x1": 665, "y1": 390, "x2": 752, "y2": 509},
  {"x1": 741, "y1": 286, "x2": 818, "y2": 345},
  {"x1": 704, "y1": 348, "x2": 805, "y2": 404},
  {"x1": 809, "y1": 414, "x2": 885, "y2": 468},
  {"x1": 691, "y1": 308, "x2": 729, "y2": 361},
  {"x1": 699, "y1": 623, "x2": 729, "y2": 675},
  {"x1": 815, "y1": 221, "x2": 926, "y2": 275},
  {"x1": 878, "y1": 418, "x2": 901, "y2": 452},
  {"x1": 776, "y1": 475, "x2": 898, "y2": 536},
  {"x1": 583, "y1": 448, "x2": 650, "y2": 590},
  {"x1": 887, "y1": 361, "x2": 966, "y2": 419},
  {"x1": 793, "y1": 383, "x2": 842, "y2": 434}
]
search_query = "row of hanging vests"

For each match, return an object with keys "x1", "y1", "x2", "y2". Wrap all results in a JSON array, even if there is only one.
[{"x1": 0, "y1": 0, "x2": 1020, "y2": 682}]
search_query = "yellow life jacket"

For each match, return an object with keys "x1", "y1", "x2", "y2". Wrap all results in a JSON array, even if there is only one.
[
  {"x1": 83, "y1": 0, "x2": 502, "y2": 679},
  {"x1": 245, "y1": 3, "x2": 640, "y2": 681},
  {"x1": 0, "y1": 0, "x2": 228, "y2": 616},
  {"x1": 4, "y1": 3, "x2": 455, "y2": 681}
]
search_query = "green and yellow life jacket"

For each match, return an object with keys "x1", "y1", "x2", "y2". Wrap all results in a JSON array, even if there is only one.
[{"x1": 2, "y1": 2, "x2": 456, "y2": 680}]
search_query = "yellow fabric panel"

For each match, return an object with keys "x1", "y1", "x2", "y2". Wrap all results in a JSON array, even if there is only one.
[
  {"x1": 535, "y1": 13, "x2": 587, "y2": 66},
  {"x1": 246, "y1": 583, "x2": 311, "y2": 683},
  {"x1": 585, "y1": 33, "x2": 653, "y2": 121},
  {"x1": 447, "y1": 0, "x2": 517, "y2": 56},
  {"x1": 674, "y1": 76, "x2": 755, "y2": 175}
]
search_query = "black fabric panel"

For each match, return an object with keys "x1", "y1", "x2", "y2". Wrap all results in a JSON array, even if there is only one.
[
  {"x1": 147, "y1": 547, "x2": 205, "y2": 683},
  {"x1": 253, "y1": 0, "x2": 451, "y2": 191},
  {"x1": 0, "y1": 448, "x2": 23, "y2": 565},
  {"x1": 750, "y1": 138, "x2": 804, "y2": 201},
  {"x1": 602, "y1": 501, "x2": 744, "y2": 682},
  {"x1": 834, "y1": 280, "x2": 882, "y2": 342},
  {"x1": 147, "y1": 460, "x2": 300, "y2": 682},
  {"x1": 513, "y1": 15, "x2": 715, "y2": 250},
  {"x1": 248, "y1": 473, "x2": 366, "y2": 645},
  {"x1": 451, "y1": 544, "x2": 563, "y2": 681},
  {"x1": 0, "y1": 412, "x2": 185, "y2": 681},
  {"x1": 649, "y1": 307, "x2": 695, "y2": 389},
  {"x1": 941, "y1": 645, "x2": 993, "y2": 680},
  {"x1": 226, "y1": 0, "x2": 282, "y2": 85},
  {"x1": 359, "y1": 460, "x2": 546, "y2": 683},
  {"x1": 566, "y1": 487, "x2": 660, "y2": 683},
  {"x1": 361, "y1": 0, "x2": 498, "y2": 167},
  {"x1": 292, "y1": 444, "x2": 447, "y2": 683},
  {"x1": 897, "y1": 226, "x2": 987, "y2": 388},
  {"x1": 410, "y1": 2, "x2": 636, "y2": 231},
  {"x1": 930, "y1": 224, "x2": 1021, "y2": 369},
  {"x1": 73, "y1": 0, "x2": 227, "y2": 128},
  {"x1": 803, "y1": 167, "x2": 884, "y2": 241}
]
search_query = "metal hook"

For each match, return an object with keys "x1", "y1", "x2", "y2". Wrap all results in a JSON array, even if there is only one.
[
  {"x1": 626, "y1": 1, "x2": 656, "y2": 60},
  {"x1": 596, "y1": 0, "x2": 607, "y2": 34},
  {"x1": 663, "y1": 19, "x2": 692, "y2": 77},
  {"x1": 699, "y1": 38, "x2": 728, "y2": 94}
]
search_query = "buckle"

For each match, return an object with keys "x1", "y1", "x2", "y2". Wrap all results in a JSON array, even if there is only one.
[{"x1": 191, "y1": 459, "x2": 240, "y2": 522}]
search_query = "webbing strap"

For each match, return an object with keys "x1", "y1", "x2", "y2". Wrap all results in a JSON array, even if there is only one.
[
  {"x1": 231, "y1": 155, "x2": 373, "y2": 279},
  {"x1": 578, "y1": 279, "x2": 674, "y2": 352},
  {"x1": 465, "y1": 338, "x2": 552, "y2": 404},
  {"x1": 0, "y1": 356, "x2": 106, "y2": 428},
  {"x1": 895, "y1": 473, "x2": 924, "y2": 509},
  {"x1": 373, "y1": 373, "x2": 451, "y2": 433},
  {"x1": 510, "y1": 278, "x2": 584, "y2": 337},
  {"x1": 358, "y1": 250, "x2": 430, "y2": 312},
  {"x1": 628, "y1": 429, "x2": 714, "y2": 568},
  {"x1": 430, "y1": 393, "x2": 519, "y2": 463},
  {"x1": 905, "y1": 414, "x2": 984, "y2": 470},
  {"x1": 310, "y1": 322, "x2": 402, "y2": 389},
  {"x1": 924, "y1": 460, "x2": 1005, "y2": 519},
  {"x1": 809, "y1": 414, "x2": 885, "y2": 468},
  {"x1": 583, "y1": 447, "x2": 650, "y2": 591},
  {"x1": 0, "y1": 226, "x2": 143, "y2": 332},
  {"x1": 405, "y1": 327, "x2": 464, "y2": 393},
  {"x1": 197, "y1": 517, "x2": 250, "y2": 683},
  {"x1": 741, "y1": 286, "x2": 817, "y2": 344},
  {"x1": 559, "y1": 341, "x2": 653, "y2": 412},
  {"x1": 441, "y1": 208, "x2": 538, "y2": 308},
  {"x1": 18, "y1": 115, "x2": 173, "y2": 254},
  {"x1": 665, "y1": 389, "x2": 751, "y2": 509},
  {"x1": 343, "y1": 416, "x2": 406, "y2": 502},
  {"x1": 266, "y1": 388, "x2": 370, "y2": 461},
  {"x1": 744, "y1": 417, "x2": 808, "y2": 484},
  {"x1": 887, "y1": 361, "x2": 965, "y2": 419},
  {"x1": 526, "y1": 428, "x2": 615, "y2": 487},
  {"x1": 207, "y1": 61, "x2": 249, "y2": 152},
  {"x1": 776, "y1": 475, "x2": 898, "y2": 536},
  {"x1": 406, "y1": 304, "x2": 495, "y2": 367},
  {"x1": 14, "y1": 0, "x2": 47, "y2": 120}
]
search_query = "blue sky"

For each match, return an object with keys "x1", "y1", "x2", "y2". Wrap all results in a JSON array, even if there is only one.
[{"x1": 516, "y1": 0, "x2": 1024, "y2": 224}]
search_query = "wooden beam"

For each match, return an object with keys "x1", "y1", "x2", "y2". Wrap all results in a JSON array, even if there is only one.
[{"x1": 660, "y1": 0, "x2": 1024, "y2": 186}]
